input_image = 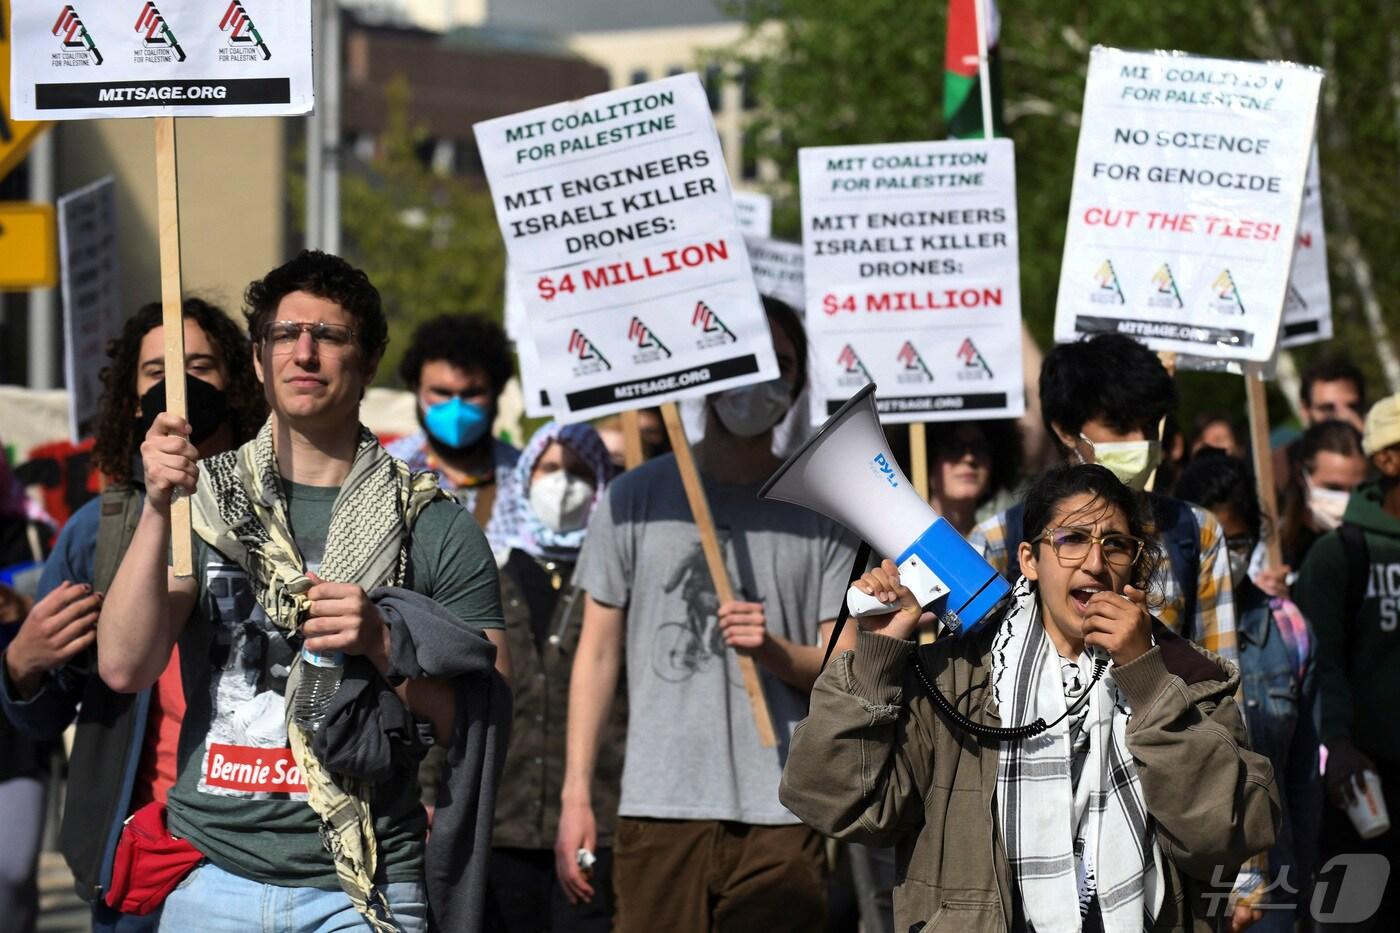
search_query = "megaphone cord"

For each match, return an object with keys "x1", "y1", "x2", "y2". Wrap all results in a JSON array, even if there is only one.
[{"x1": 908, "y1": 652, "x2": 1108, "y2": 742}]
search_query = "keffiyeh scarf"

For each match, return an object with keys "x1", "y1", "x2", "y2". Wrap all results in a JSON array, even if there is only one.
[
  {"x1": 991, "y1": 579, "x2": 1164, "y2": 933},
  {"x1": 504, "y1": 421, "x2": 618, "y2": 562},
  {"x1": 191, "y1": 422, "x2": 444, "y2": 932}
]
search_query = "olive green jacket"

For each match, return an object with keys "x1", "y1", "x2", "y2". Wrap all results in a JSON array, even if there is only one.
[{"x1": 780, "y1": 625, "x2": 1280, "y2": 933}]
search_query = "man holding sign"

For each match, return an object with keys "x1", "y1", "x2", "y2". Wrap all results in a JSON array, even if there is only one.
[
  {"x1": 556, "y1": 299, "x2": 857, "y2": 932},
  {"x1": 96, "y1": 252, "x2": 505, "y2": 932}
]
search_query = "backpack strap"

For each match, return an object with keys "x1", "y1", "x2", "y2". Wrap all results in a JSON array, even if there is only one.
[
  {"x1": 93, "y1": 483, "x2": 144, "y2": 594},
  {"x1": 1339, "y1": 522, "x2": 1371, "y2": 628},
  {"x1": 1154, "y1": 496, "x2": 1200, "y2": 639}
]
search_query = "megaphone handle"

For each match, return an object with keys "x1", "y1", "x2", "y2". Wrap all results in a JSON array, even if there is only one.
[{"x1": 847, "y1": 583, "x2": 900, "y2": 618}]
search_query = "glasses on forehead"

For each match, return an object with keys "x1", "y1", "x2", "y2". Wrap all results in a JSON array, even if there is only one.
[
  {"x1": 1031, "y1": 526, "x2": 1145, "y2": 569},
  {"x1": 259, "y1": 320, "x2": 357, "y2": 353}
]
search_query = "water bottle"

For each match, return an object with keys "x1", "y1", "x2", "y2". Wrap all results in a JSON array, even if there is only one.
[{"x1": 293, "y1": 645, "x2": 344, "y2": 732}]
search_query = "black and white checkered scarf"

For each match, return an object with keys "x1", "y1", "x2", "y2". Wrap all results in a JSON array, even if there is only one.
[{"x1": 991, "y1": 579, "x2": 1164, "y2": 933}]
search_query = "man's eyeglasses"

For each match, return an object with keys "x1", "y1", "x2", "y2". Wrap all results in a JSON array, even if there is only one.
[
  {"x1": 259, "y1": 321, "x2": 357, "y2": 353},
  {"x1": 1031, "y1": 527, "x2": 1145, "y2": 569}
]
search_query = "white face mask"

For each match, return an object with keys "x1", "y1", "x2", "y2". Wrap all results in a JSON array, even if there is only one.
[
  {"x1": 1080, "y1": 433, "x2": 1163, "y2": 492},
  {"x1": 529, "y1": 470, "x2": 595, "y2": 533},
  {"x1": 1305, "y1": 476, "x2": 1350, "y2": 532},
  {"x1": 713, "y1": 378, "x2": 793, "y2": 438}
]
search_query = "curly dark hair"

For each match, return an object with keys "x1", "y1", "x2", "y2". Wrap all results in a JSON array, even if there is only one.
[
  {"x1": 91, "y1": 298, "x2": 267, "y2": 483},
  {"x1": 244, "y1": 250, "x2": 387, "y2": 358},
  {"x1": 1040, "y1": 334, "x2": 1177, "y2": 455},
  {"x1": 1020, "y1": 463, "x2": 1164, "y2": 596},
  {"x1": 1301, "y1": 354, "x2": 1367, "y2": 411},
  {"x1": 397, "y1": 313, "x2": 514, "y2": 395},
  {"x1": 1175, "y1": 450, "x2": 1261, "y2": 539}
]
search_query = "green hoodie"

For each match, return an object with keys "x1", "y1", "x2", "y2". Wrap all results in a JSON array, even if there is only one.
[{"x1": 1294, "y1": 480, "x2": 1400, "y2": 757}]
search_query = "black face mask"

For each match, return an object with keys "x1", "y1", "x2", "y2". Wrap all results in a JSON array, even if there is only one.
[{"x1": 138, "y1": 374, "x2": 229, "y2": 446}]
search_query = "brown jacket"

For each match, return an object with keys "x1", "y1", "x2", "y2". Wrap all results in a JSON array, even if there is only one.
[
  {"x1": 780, "y1": 625, "x2": 1280, "y2": 933},
  {"x1": 492, "y1": 566, "x2": 627, "y2": 850}
]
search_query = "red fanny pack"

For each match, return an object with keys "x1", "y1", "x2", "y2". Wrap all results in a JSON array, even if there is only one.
[{"x1": 104, "y1": 802, "x2": 203, "y2": 915}]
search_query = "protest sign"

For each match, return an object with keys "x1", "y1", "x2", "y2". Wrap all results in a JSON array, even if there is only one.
[
  {"x1": 1053, "y1": 47, "x2": 1323, "y2": 362},
  {"x1": 746, "y1": 236, "x2": 804, "y2": 311},
  {"x1": 1281, "y1": 144, "x2": 1331, "y2": 348},
  {"x1": 57, "y1": 176, "x2": 120, "y2": 441},
  {"x1": 472, "y1": 72, "x2": 779, "y2": 423},
  {"x1": 504, "y1": 272, "x2": 555, "y2": 419},
  {"x1": 734, "y1": 190, "x2": 772, "y2": 237},
  {"x1": 799, "y1": 137, "x2": 1024, "y2": 423},
  {"x1": 8, "y1": 0, "x2": 313, "y2": 119}
]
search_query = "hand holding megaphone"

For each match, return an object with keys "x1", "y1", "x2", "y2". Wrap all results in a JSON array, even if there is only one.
[{"x1": 850, "y1": 559, "x2": 928, "y2": 641}]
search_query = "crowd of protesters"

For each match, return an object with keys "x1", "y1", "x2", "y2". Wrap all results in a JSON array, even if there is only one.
[{"x1": 0, "y1": 249, "x2": 1395, "y2": 933}]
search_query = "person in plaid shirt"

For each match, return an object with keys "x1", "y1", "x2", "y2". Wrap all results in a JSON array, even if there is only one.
[{"x1": 969, "y1": 335, "x2": 1237, "y2": 666}]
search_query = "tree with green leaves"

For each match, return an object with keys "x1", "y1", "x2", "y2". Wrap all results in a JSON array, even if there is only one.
[{"x1": 293, "y1": 77, "x2": 507, "y2": 388}]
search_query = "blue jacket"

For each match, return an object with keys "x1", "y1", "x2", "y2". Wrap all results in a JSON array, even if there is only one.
[
  {"x1": 1235, "y1": 579, "x2": 1322, "y2": 905},
  {"x1": 0, "y1": 491, "x2": 155, "y2": 903}
]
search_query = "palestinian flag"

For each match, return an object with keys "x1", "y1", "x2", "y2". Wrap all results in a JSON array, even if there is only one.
[{"x1": 944, "y1": 0, "x2": 1004, "y2": 139}]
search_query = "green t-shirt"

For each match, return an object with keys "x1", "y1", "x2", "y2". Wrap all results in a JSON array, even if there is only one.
[{"x1": 166, "y1": 481, "x2": 502, "y2": 889}]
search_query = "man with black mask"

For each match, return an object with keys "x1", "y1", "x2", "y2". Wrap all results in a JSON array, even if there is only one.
[
  {"x1": 0, "y1": 298, "x2": 265, "y2": 932},
  {"x1": 387, "y1": 314, "x2": 520, "y2": 560},
  {"x1": 556, "y1": 297, "x2": 859, "y2": 932}
]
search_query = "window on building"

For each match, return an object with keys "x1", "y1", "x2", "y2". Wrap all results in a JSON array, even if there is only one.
[
  {"x1": 667, "y1": 66, "x2": 684, "y2": 78},
  {"x1": 741, "y1": 65, "x2": 758, "y2": 110},
  {"x1": 741, "y1": 128, "x2": 759, "y2": 182},
  {"x1": 705, "y1": 64, "x2": 724, "y2": 111},
  {"x1": 630, "y1": 68, "x2": 649, "y2": 85}
]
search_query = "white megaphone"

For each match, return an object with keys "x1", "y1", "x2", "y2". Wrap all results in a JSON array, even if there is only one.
[{"x1": 758, "y1": 384, "x2": 1011, "y2": 636}]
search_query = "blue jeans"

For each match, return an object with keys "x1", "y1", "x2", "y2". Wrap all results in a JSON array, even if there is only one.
[{"x1": 158, "y1": 862, "x2": 428, "y2": 932}]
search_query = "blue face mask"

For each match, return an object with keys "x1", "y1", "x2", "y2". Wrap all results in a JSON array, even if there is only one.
[{"x1": 423, "y1": 397, "x2": 490, "y2": 450}]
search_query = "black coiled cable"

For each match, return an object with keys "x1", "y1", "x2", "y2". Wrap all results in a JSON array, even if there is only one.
[{"x1": 908, "y1": 651, "x2": 1108, "y2": 742}]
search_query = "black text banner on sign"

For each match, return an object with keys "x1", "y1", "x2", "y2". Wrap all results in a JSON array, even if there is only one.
[
  {"x1": 472, "y1": 73, "x2": 780, "y2": 423},
  {"x1": 1053, "y1": 47, "x2": 1323, "y2": 363},
  {"x1": 9, "y1": 0, "x2": 314, "y2": 575},
  {"x1": 800, "y1": 138, "x2": 1025, "y2": 424}
]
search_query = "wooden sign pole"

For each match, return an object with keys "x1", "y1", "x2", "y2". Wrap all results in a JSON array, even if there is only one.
[
  {"x1": 155, "y1": 116, "x2": 192, "y2": 577},
  {"x1": 1143, "y1": 351, "x2": 1177, "y2": 494},
  {"x1": 1245, "y1": 363, "x2": 1285, "y2": 568},
  {"x1": 619, "y1": 409, "x2": 645, "y2": 470},
  {"x1": 909, "y1": 422, "x2": 930, "y2": 501},
  {"x1": 659, "y1": 401, "x2": 778, "y2": 748}
]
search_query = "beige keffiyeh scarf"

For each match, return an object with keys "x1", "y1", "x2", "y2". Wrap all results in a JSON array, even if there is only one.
[{"x1": 191, "y1": 421, "x2": 443, "y2": 932}]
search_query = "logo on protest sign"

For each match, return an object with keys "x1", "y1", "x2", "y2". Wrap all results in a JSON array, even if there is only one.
[
  {"x1": 1284, "y1": 282, "x2": 1307, "y2": 313},
  {"x1": 51, "y1": 6, "x2": 102, "y2": 65},
  {"x1": 627, "y1": 316, "x2": 672, "y2": 363},
  {"x1": 836, "y1": 344, "x2": 871, "y2": 388},
  {"x1": 566, "y1": 329, "x2": 611, "y2": 375},
  {"x1": 895, "y1": 341, "x2": 933, "y2": 384},
  {"x1": 1148, "y1": 264, "x2": 1183, "y2": 309},
  {"x1": 219, "y1": 1, "x2": 272, "y2": 61},
  {"x1": 691, "y1": 300, "x2": 737, "y2": 348},
  {"x1": 133, "y1": 4, "x2": 185, "y2": 63},
  {"x1": 1211, "y1": 269, "x2": 1246, "y2": 315},
  {"x1": 1091, "y1": 260, "x2": 1124, "y2": 305},
  {"x1": 956, "y1": 338, "x2": 994, "y2": 379}
]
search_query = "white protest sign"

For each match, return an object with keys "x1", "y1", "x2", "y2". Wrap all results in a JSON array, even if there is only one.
[
  {"x1": 1281, "y1": 144, "x2": 1331, "y2": 348},
  {"x1": 473, "y1": 73, "x2": 778, "y2": 422},
  {"x1": 800, "y1": 138, "x2": 1024, "y2": 423},
  {"x1": 734, "y1": 190, "x2": 772, "y2": 237},
  {"x1": 9, "y1": 1, "x2": 313, "y2": 119},
  {"x1": 746, "y1": 236, "x2": 805, "y2": 311},
  {"x1": 1054, "y1": 47, "x2": 1323, "y2": 362},
  {"x1": 57, "y1": 176, "x2": 121, "y2": 441},
  {"x1": 504, "y1": 271, "x2": 555, "y2": 418}
]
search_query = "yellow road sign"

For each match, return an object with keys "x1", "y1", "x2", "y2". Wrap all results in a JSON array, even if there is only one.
[
  {"x1": 1, "y1": 0, "x2": 53, "y2": 181},
  {"x1": 0, "y1": 202, "x2": 57, "y2": 289}
]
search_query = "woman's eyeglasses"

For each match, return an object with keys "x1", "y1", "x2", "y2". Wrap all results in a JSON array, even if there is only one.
[{"x1": 1031, "y1": 526, "x2": 1145, "y2": 568}]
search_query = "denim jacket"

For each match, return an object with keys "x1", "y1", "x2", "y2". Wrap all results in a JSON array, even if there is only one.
[{"x1": 1236, "y1": 580, "x2": 1322, "y2": 906}]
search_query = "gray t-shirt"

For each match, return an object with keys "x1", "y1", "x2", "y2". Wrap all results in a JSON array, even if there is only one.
[{"x1": 574, "y1": 454, "x2": 856, "y2": 825}]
